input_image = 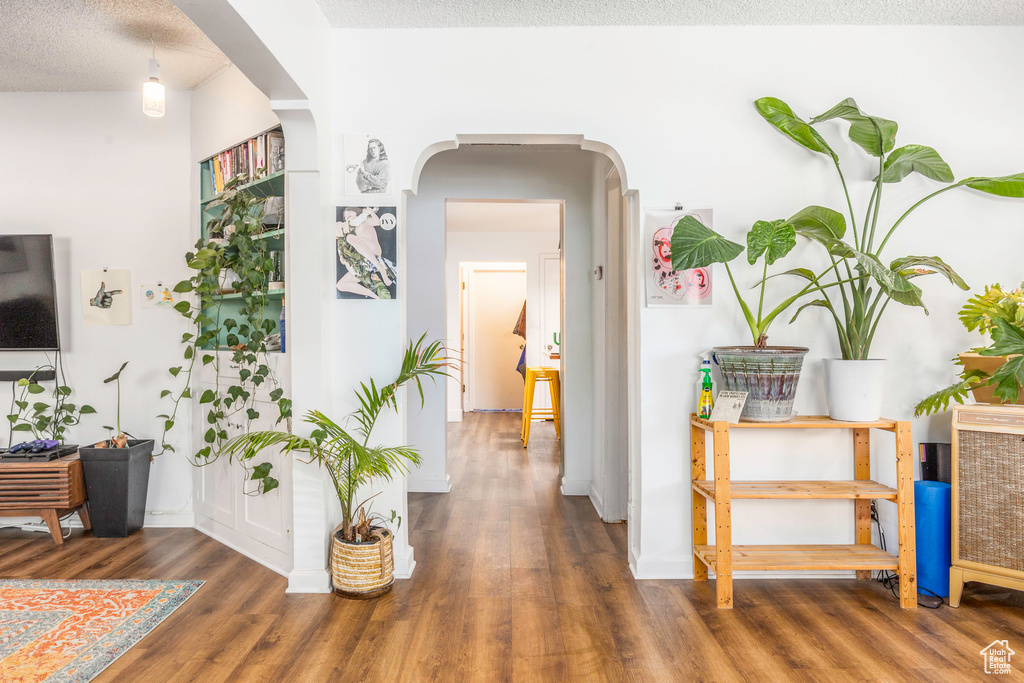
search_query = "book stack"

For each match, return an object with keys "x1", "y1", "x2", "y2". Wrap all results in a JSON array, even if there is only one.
[{"x1": 209, "y1": 129, "x2": 285, "y2": 195}]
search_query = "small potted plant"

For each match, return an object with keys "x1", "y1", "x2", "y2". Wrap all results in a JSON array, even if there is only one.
[
  {"x1": 79, "y1": 362, "x2": 155, "y2": 537},
  {"x1": 916, "y1": 283, "x2": 1024, "y2": 415},
  {"x1": 221, "y1": 335, "x2": 452, "y2": 597},
  {"x1": 670, "y1": 213, "x2": 851, "y2": 421}
]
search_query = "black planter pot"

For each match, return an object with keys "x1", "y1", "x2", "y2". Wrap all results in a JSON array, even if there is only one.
[{"x1": 79, "y1": 439, "x2": 154, "y2": 537}]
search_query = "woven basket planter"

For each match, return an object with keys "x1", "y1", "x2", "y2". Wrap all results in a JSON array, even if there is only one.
[{"x1": 330, "y1": 527, "x2": 394, "y2": 599}]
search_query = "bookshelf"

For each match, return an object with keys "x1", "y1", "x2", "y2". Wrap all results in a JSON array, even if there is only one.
[{"x1": 198, "y1": 125, "x2": 285, "y2": 352}]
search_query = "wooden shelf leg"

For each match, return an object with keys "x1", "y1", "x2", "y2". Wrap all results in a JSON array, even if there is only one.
[
  {"x1": 895, "y1": 421, "x2": 917, "y2": 608},
  {"x1": 713, "y1": 422, "x2": 732, "y2": 609},
  {"x1": 948, "y1": 567, "x2": 965, "y2": 608},
  {"x1": 853, "y1": 427, "x2": 872, "y2": 580},
  {"x1": 40, "y1": 509, "x2": 63, "y2": 545},
  {"x1": 78, "y1": 504, "x2": 92, "y2": 532},
  {"x1": 691, "y1": 423, "x2": 707, "y2": 581}
]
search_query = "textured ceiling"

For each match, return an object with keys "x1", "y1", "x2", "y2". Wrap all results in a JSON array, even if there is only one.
[
  {"x1": 0, "y1": 0, "x2": 229, "y2": 92},
  {"x1": 447, "y1": 200, "x2": 561, "y2": 233},
  {"x1": 316, "y1": 0, "x2": 1024, "y2": 27}
]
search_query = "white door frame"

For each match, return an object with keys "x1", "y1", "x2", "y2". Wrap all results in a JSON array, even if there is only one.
[{"x1": 461, "y1": 262, "x2": 527, "y2": 412}]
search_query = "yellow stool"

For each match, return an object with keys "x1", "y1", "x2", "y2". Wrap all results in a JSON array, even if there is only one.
[{"x1": 521, "y1": 367, "x2": 561, "y2": 447}]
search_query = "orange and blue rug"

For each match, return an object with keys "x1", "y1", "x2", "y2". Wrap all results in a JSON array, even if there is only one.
[{"x1": 0, "y1": 579, "x2": 203, "y2": 682}]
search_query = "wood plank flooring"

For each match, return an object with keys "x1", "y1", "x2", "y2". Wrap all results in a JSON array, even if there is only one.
[{"x1": 1, "y1": 411, "x2": 1023, "y2": 681}]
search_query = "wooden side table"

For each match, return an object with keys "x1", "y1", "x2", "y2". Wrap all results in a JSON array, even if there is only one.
[
  {"x1": 0, "y1": 453, "x2": 90, "y2": 544},
  {"x1": 690, "y1": 415, "x2": 917, "y2": 609}
]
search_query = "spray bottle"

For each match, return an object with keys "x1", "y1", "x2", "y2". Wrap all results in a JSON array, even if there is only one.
[{"x1": 697, "y1": 355, "x2": 714, "y2": 419}]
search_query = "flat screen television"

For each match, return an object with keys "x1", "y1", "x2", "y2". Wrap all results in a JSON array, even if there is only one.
[{"x1": 0, "y1": 235, "x2": 60, "y2": 351}]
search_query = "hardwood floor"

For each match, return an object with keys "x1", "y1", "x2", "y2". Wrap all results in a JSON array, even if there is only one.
[{"x1": 2, "y1": 411, "x2": 1022, "y2": 681}]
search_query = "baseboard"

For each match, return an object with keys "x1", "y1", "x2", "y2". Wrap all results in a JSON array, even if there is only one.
[
  {"x1": 447, "y1": 409, "x2": 463, "y2": 422},
  {"x1": 193, "y1": 516, "x2": 291, "y2": 578},
  {"x1": 588, "y1": 482, "x2": 605, "y2": 518},
  {"x1": 560, "y1": 478, "x2": 590, "y2": 496},
  {"x1": 408, "y1": 474, "x2": 451, "y2": 493},
  {"x1": 286, "y1": 569, "x2": 332, "y2": 594},
  {"x1": 393, "y1": 543, "x2": 416, "y2": 579},
  {"x1": 144, "y1": 510, "x2": 195, "y2": 528}
]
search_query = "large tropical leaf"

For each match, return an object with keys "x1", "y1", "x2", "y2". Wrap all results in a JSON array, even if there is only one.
[
  {"x1": 981, "y1": 318, "x2": 1024, "y2": 357},
  {"x1": 754, "y1": 97, "x2": 837, "y2": 160},
  {"x1": 891, "y1": 255, "x2": 969, "y2": 290},
  {"x1": 670, "y1": 215, "x2": 743, "y2": 271},
  {"x1": 914, "y1": 370, "x2": 989, "y2": 416},
  {"x1": 810, "y1": 98, "x2": 898, "y2": 157},
  {"x1": 789, "y1": 298, "x2": 834, "y2": 323},
  {"x1": 764, "y1": 267, "x2": 817, "y2": 284},
  {"x1": 785, "y1": 205, "x2": 847, "y2": 243},
  {"x1": 963, "y1": 172, "x2": 1024, "y2": 198},
  {"x1": 987, "y1": 354, "x2": 1024, "y2": 404},
  {"x1": 879, "y1": 145, "x2": 954, "y2": 183},
  {"x1": 746, "y1": 219, "x2": 796, "y2": 266},
  {"x1": 852, "y1": 249, "x2": 925, "y2": 310}
]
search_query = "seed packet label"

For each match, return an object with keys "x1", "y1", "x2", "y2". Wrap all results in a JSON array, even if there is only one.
[{"x1": 709, "y1": 391, "x2": 747, "y2": 424}]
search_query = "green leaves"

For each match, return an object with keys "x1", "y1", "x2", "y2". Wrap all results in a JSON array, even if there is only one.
[
  {"x1": 963, "y1": 172, "x2": 1024, "y2": 198},
  {"x1": 852, "y1": 249, "x2": 925, "y2": 311},
  {"x1": 880, "y1": 145, "x2": 953, "y2": 183},
  {"x1": 746, "y1": 219, "x2": 795, "y2": 266},
  {"x1": 669, "y1": 215, "x2": 744, "y2": 271},
  {"x1": 754, "y1": 97, "x2": 836, "y2": 159},
  {"x1": 914, "y1": 370, "x2": 988, "y2": 417},
  {"x1": 785, "y1": 205, "x2": 846, "y2": 243},
  {"x1": 810, "y1": 98, "x2": 898, "y2": 157},
  {"x1": 26, "y1": 383, "x2": 44, "y2": 395},
  {"x1": 104, "y1": 361, "x2": 128, "y2": 384},
  {"x1": 891, "y1": 255, "x2": 969, "y2": 290}
]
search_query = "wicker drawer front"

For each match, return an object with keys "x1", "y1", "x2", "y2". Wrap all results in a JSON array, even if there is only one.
[
  {"x1": 958, "y1": 430, "x2": 1024, "y2": 573},
  {"x1": 0, "y1": 461, "x2": 81, "y2": 509}
]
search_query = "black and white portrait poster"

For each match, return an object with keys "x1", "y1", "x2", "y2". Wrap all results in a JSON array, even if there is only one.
[
  {"x1": 645, "y1": 207, "x2": 714, "y2": 306},
  {"x1": 336, "y1": 206, "x2": 397, "y2": 300},
  {"x1": 343, "y1": 134, "x2": 392, "y2": 196}
]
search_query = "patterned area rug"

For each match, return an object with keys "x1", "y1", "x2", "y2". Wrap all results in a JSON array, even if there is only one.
[{"x1": 0, "y1": 579, "x2": 203, "y2": 683}]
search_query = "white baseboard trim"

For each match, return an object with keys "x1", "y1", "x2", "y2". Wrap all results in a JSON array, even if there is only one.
[
  {"x1": 588, "y1": 482, "x2": 605, "y2": 518},
  {"x1": 560, "y1": 478, "x2": 591, "y2": 496},
  {"x1": 193, "y1": 516, "x2": 291, "y2": 578},
  {"x1": 447, "y1": 409, "x2": 463, "y2": 422},
  {"x1": 286, "y1": 569, "x2": 332, "y2": 593},
  {"x1": 628, "y1": 544, "x2": 640, "y2": 579},
  {"x1": 408, "y1": 474, "x2": 451, "y2": 493},
  {"x1": 393, "y1": 544, "x2": 416, "y2": 579},
  {"x1": 144, "y1": 510, "x2": 195, "y2": 528}
]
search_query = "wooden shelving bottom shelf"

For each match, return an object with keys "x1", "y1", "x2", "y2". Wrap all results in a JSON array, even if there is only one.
[
  {"x1": 694, "y1": 544, "x2": 898, "y2": 572},
  {"x1": 692, "y1": 480, "x2": 897, "y2": 501}
]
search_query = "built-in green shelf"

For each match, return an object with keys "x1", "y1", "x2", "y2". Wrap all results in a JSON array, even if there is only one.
[
  {"x1": 211, "y1": 288, "x2": 285, "y2": 302},
  {"x1": 200, "y1": 170, "x2": 285, "y2": 205}
]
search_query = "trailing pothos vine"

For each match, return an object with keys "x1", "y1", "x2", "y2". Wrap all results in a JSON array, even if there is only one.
[{"x1": 158, "y1": 177, "x2": 292, "y2": 493}]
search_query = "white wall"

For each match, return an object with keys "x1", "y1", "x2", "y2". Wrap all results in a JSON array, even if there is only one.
[
  {"x1": 333, "y1": 25, "x2": 1024, "y2": 578},
  {"x1": 0, "y1": 91, "x2": 195, "y2": 524},
  {"x1": 445, "y1": 231, "x2": 560, "y2": 422}
]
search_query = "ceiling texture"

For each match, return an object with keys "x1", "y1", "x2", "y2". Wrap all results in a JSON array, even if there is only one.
[
  {"x1": 316, "y1": 0, "x2": 1024, "y2": 28},
  {"x1": 0, "y1": 0, "x2": 228, "y2": 91}
]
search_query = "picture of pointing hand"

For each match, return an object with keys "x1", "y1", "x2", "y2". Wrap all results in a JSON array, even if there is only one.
[{"x1": 89, "y1": 282, "x2": 124, "y2": 309}]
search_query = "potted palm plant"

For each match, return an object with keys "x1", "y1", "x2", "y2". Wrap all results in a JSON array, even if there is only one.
[
  {"x1": 916, "y1": 283, "x2": 1024, "y2": 415},
  {"x1": 747, "y1": 96, "x2": 1024, "y2": 420},
  {"x1": 221, "y1": 335, "x2": 452, "y2": 598},
  {"x1": 80, "y1": 362, "x2": 155, "y2": 537},
  {"x1": 670, "y1": 214, "x2": 853, "y2": 421}
]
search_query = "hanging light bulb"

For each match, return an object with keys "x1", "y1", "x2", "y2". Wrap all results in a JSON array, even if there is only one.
[{"x1": 142, "y1": 44, "x2": 165, "y2": 118}]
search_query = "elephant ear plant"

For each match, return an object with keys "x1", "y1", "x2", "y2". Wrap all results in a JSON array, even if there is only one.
[{"x1": 750, "y1": 96, "x2": 1024, "y2": 360}]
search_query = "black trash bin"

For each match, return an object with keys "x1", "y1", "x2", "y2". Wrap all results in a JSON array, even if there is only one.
[{"x1": 79, "y1": 440, "x2": 154, "y2": 537}]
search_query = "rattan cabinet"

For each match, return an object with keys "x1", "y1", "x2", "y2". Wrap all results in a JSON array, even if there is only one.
[{"x1": 690, "y1": 414, "x2": 917, "y2": 609}]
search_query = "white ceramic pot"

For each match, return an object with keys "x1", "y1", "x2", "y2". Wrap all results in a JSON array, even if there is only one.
[{"x1": 824, "y1": 359, "x2": 887, "y2": 421}]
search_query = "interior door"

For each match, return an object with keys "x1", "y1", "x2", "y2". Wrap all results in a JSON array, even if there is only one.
[{"x1": 468, "y1": 268, "x2": 527, "y2": 410}]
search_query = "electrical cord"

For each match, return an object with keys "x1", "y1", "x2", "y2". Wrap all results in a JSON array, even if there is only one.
[{"x1": 871, "y1": 500, "x2": 943, "y2": 609}]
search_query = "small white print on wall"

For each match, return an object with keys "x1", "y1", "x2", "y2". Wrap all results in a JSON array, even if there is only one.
[
  {"x1": 645, "y1": 208, "x2": 713, "y2": 306},
  {"x1": 81, "y1": 269, "x2": 132, "y2": 326},
  {"x1": 343, "y1": 134, "x2": 392, "y2": 196},
  {"x1": 140, "y1": 282, "x2": 177, "y2": 310}
]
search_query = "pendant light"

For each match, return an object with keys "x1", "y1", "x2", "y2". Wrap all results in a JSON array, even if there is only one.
[{"x1": 142, "y1": 43, "x2": 165, "y2": 118}]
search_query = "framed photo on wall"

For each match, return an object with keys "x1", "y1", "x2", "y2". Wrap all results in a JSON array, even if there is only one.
[
  {"x1": 645, "y1": 207, "x2": 714, "y2": 307},
  {"x1": 335, "y1": 206, "x2": 398, "y2": 300},
  {"x1": 343, "y1": 134, "x2": 393, "y2": 196}
]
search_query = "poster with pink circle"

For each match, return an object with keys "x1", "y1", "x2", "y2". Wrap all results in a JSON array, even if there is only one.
[{"x1": 645, "y1": 208, "x2": 713, "y2": 306}]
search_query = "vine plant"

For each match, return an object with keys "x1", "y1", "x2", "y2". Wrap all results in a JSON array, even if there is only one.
[
  {"x1": 158, "y1": 177, "x2": 292, "y2": 493},
  {"x1": 7, "y1": 365, "x2": 95, "y2": 441}
]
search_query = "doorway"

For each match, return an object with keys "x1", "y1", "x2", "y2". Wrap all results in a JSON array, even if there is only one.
[{"x1": 461, "y1": 264, "x2": 527, "y2": 413}]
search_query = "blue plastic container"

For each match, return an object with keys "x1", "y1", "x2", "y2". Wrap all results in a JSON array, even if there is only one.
[{"x1": 915, "y1": 480, "x2": 952, "y2": 598}]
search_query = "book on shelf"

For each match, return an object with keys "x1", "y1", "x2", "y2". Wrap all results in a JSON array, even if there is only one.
[{"x1": 207, "y1": 128, "x2": 284, "y2": 196}]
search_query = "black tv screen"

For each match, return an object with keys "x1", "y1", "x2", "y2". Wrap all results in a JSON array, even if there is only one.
[{"x1": 0, "y1": 235, "x2": 60, "y2": 351}]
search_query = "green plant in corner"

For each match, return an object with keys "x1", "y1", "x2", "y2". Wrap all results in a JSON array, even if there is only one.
[
  {"x1": 157, "y1": 176, "x2": 291, "y2": 488},
  {"x1": 219, "y1": 335, "x2": 454, "y2": 540},
  {"x1": 744, "y1": 96, "x2": 1024, "y2": 360},
  {"x1": 6, "y1": 365, "x2": 95, "y2": 441},
  {"x1": 97, "y1": 361, "x2": 134, "y2": 448},
  {"x1": 915, "y1": 283, "x2": 1024, "y2": 415}
]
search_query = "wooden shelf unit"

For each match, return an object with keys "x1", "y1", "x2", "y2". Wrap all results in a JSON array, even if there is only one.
[
  {"x1": 0, "y1": 454, "x2": 90, "y2": 545},
  {"x1": 690, "y1": 414, "x2": 917, "y2": 609}
]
